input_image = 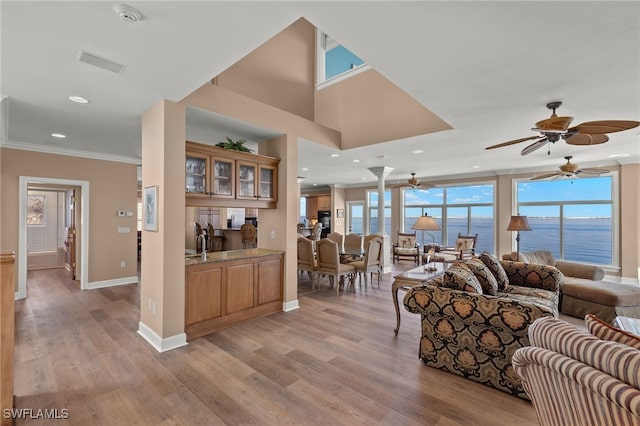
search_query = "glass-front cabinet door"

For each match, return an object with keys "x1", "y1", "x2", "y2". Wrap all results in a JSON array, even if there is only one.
[
  {"x1": 185, "y1": 152, "x2": 209, "y2": 197},
  {"x1": 211, "y1": 157, "x2": 235, "y2": 199},
  {"x1": 258, "y1": 164, "x2": 277, "y2": 201},
  {"x1": 236, "y1": 161, "x2": 257, "y2": 199}
]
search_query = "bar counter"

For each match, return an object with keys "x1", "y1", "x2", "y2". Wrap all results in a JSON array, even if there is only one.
[{"x1": 185, "y1": 248, "x2": 282, "y2": 266}]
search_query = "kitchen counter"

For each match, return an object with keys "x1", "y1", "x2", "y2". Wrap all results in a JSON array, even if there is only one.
[
  {"x1": 185, "y1": 248, "x2": 280, "y2": 266},
  {"x1": 185, "y1": 248, "x2": 284, "y2": 339}
]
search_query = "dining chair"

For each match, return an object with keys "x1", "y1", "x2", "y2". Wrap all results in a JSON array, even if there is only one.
[
  {"x1": 310, "y1": 223, "x2": 323, "y2": 241},
  {"x1": 349, "y1": 236, "x2": 383, "y2": 288},
  {"x1": 296, "y1": 223, "x2": 305, "y2": 235},
  {"x1": 240, "y1": 223, "x2": 257, "y2": 248},
  {"x1": 326, "y1": 232, "x2": 344, "y2": 252},
  {"x1": 297, "y1": 236, "x2": 316, "y2": 282},
  {"x1": 315, "y1": 238, "x2": 356, "y2": 295}
]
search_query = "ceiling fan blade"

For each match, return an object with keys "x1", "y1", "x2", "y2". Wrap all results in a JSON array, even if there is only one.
[
  {"x1": 577, "y1": 167, "x2": 609, "y2": 176},
  {"x1": 531, "y1": 172, "x2": 562, "y2": 181},
  {"x1": 485, "y1": 135, "x2": 540, "y2": 150},
  {"x1": 521, "y1": 137, "x2": 549, "y2": 156},
  {"x1": 569, "y1": 120, "x2": 640, "y2": 134},
  {"x1": 534, "y1": 116, "x2": 573, "y2": 132},
  {"x1": 565, "y1": 133, "x2": 609, "y2": 145}
]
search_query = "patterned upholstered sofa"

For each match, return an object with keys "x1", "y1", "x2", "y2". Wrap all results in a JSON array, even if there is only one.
[{"x1": 403, "y1": 255, "x2": 562, "y2": 399}]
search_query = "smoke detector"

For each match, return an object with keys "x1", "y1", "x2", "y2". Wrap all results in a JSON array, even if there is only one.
[{"x1": 113, "y1": 4, "x2": 142, "y2": 23}]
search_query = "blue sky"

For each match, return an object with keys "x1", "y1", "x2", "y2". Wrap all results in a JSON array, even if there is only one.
[{"x1": 325, "y1": 45, "x2": 365, "y2": 80}]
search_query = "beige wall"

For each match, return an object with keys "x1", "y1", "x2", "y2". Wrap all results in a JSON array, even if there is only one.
[
  {"x1": 620, "y1": 163, "x2": 640, "y2": 280},
  {"x1": 215, "y1": 18, "x2": 316, "y2": 122},
  {"x1": 0, "y1": 148, "x2": 138, "y2": 286}
]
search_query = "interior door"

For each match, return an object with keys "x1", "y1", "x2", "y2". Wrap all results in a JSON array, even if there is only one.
[{"x1": 66, "y1": 189, "x2": 77, "y2": 280}]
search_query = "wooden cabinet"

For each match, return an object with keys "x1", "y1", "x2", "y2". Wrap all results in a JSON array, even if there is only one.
[
  {"x1": 305, "y1": 196, "x2": 318, "y2": 219},
  {"x1": 185, "y1": 251, "x2": 283, "y2": 339},
  {"x1": 317, "y1": 195, "x2": 331, "y2": 211},
  {"x1": 186, "y1": 141, "x2": 279, "y2": 208}
]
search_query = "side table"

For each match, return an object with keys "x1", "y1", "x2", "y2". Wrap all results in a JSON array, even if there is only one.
[
  {"x1": 612, "y1": 316, "x2": 640, "y2": 336},
  {"x1": 392, "y1": 263, "x2": 445, "y2": 335}
]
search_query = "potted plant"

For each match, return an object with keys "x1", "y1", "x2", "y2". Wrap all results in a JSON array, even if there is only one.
[{"x1": 216, "y1": 136, "x2": 253, "y2": 153}]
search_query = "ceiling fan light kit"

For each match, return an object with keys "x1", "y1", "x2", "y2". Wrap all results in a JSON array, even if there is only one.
[
  {"x1": 485, "y1": 101, "x2": 639, "y2": 156},
  {"x1": 531, "y1": 155, "x2": 609, "y2": 181}
]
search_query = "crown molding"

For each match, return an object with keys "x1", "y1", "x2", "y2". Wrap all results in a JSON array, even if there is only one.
[{"x1": 1, "y1": 139, "x2": 141, "y2": 165}]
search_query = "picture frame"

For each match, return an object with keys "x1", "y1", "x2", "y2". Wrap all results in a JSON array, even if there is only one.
[
  {"x1": 337, "y1": 208, "x2": 344, "y2": 218},
  {"x1": 143, "y1": 185, "x2": 158, "y2": 232},
  {"x1": 27, "y1": 194, "x2": 46, "y2": 226}
]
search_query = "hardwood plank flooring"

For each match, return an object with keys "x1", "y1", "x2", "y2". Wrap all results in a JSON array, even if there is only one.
[{"x1": 13, "y1": 264, "x2": 543, "y2": 425}]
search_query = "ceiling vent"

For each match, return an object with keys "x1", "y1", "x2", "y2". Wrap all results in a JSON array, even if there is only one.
[
  {"x1": 113, "y1": 4, "x2": 142, "y2": 23},
  {"x1": 77, "y1": 50, "x2": 126, "y2": 74}
]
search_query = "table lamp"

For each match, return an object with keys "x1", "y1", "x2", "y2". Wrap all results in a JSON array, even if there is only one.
[
  {"x1": 412, "y1": 214, "x2": 441, "y2": 271},
  {"x1": 507, "y1": 214, "x2": 532, "y2": 259}
]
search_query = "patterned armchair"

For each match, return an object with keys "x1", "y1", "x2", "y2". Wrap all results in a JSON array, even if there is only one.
[
  {"x1": 393, "y1": 231, "x2": 419, "y2": 264},
  {"x1": 403, "y1": 256, "x2": 562, "y2": 399}
]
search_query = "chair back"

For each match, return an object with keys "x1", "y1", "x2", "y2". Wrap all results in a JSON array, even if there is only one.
[
  {"x1": 365, "y1": 237, "x2": 383, "y2": 268},
  {"x1": 453, "y1": 233, "x2": 477, "y2": 252},
  {"x1": 363, "y1": 233, "x2": 382, "y2": 250},
  {"x1": 344, "y1": 233, "x2": 363, "y2": 253},
  {"x1": 326, "y1": 232, "x2": 344, "y2": 252},
  {"x1": 297, "y1": 223, "x2": 305, "y2": 234},
  {"x1": 297, "y1": 237, "x2": 315, "y2": 272},
  {"x1": 240, "y1": 223, "x2": 257, "y2": 248},
  {"x1": 316, "y1": 238, "x2": 339, "y2": 275},
  {"x1": 397, "y1": 231, "x2": 417, "y2": 249},
  {"x1": 310, "y1": 223, "x2": 323, "y2": 240}
]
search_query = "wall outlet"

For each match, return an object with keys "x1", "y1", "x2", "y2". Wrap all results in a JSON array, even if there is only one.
[
  {"x1": 270, "y1": 230, "x2": 275, "y2": 239},
  {"x1": 120, "y1": 260, "x2": 126, "y2": 268},
  {"x1": 117, "y1": 210, "x2": 126, "y2": 217}
]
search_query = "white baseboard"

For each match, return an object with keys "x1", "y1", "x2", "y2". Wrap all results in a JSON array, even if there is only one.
[
  {"x1": 283, "y1": 299, "x2": 299, "y2": 312},
  {"x1": 87, "y1": 276, "x2": 139, "y2": 290},
  {"x1": 137, "y1": 321, "x2": 188, "y2": 353}
]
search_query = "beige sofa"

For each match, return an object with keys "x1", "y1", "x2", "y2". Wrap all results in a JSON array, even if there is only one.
[{"x1": 503, "y1": 250, "x2": 640, "y2": 323}]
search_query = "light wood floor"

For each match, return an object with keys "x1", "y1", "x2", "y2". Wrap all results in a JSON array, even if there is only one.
[{"x1": 14, "y1": 263, "x2": 543, "y2": 425}]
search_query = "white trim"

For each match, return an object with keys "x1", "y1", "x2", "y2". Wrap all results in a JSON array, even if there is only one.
[
  {"x1": 316, "y1": 65, "x2": 371, "y2": 90},
  {"x1": 17, "y1": 176, "x2": 90, "y2": 299},
  {"x1": 282, "y1": 299, "x2": 299, "y2": 312},
  {"x1": 87, "y1": 276, "x2": 139, "y2": 290},
  {"x1": 137, "y1": 321, "x2": 188, "y2": 353},
  {"x1": 2, "y1": 139, "x2": 140, "y2": 165},
  {"x1": 604, "y1": 274, "x2": 640, "y2": 285}
]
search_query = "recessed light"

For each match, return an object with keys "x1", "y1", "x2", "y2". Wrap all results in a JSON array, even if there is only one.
[
  {"x1": 352, "y1": 159, "x2": 360, "y2": 163},
  {"x1": 301, "y1": 167, "x2": 309, "y2": 171},
  {"x1": 608, "y1": 153, "x2": 629, "y2": 159},
  {"x1": 330, "y1": 154, "x2": 339, "y2": 158},
  {"x1": 412, "y1": 150, "x2": 424, "y2": 154},
  {"x1": 51, "y1": 133, "x2": 66, "y2": 138},
  {"x1": 68, "y1": 95, "x2": 89, "y2": 104},
  {"x1": 362, "y1": 177, "x2": 367, "y2": 180},
  {"x1": 313, "y1": 183, "x2": 318, "y2": 186},
  {"x1": 471, "y1": 165, "x2": 480, "y2": 169}
]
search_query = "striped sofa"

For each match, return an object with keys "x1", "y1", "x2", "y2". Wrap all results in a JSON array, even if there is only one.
[{"x1": 513, "y1": 315, "x2": 640, "y2": 425}]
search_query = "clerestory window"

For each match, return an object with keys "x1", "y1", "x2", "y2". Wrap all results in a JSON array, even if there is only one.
[{"x1": 317, "y1": 31, "x2": 369, "y2": 88}]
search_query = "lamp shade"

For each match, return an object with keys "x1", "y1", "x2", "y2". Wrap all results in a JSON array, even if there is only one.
[
  {"x1": 507, "y1": 215, "x2": 532, "y2": 232},
  {"x1": 411, "y1": 215, "x2": 441, "y2": 231}
]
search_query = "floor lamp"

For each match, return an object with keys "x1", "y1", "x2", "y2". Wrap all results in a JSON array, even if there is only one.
[
  {"x1": 412, "y1": 214, "x2": 441, "y2": 271},
  {"x1": 507, "y1": 214, "x2": 532, "y2": 259}
]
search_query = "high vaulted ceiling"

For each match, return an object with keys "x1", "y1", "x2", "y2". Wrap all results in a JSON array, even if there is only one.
[{"x1": 2, "y1": 2, "x2": 639, "y2": 190}]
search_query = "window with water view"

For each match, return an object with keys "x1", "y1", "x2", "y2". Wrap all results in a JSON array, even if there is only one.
[{"x1": 516, "y1": 176, "x2": 614, "y2": 265}]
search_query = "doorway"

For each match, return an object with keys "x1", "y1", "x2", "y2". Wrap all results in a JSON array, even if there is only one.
[
  {"x1": 347, "y1": 201, "x2": 365, "y2": 234},
  {"x1": 18, "y1": 176, "x2": 89, "y2": 299}
]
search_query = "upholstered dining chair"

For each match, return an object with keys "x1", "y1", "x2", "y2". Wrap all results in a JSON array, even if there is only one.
[
  {"x1": 326, "y1": 232, "x2": 344, "y2": 252},
  {"x1": 240, "y1": 223, "x2": 257, "y2": 248},
  {"x1": 297, "y1": 236, "x2": 316, "y2": 282},
  {"x1": 392, "y1": 231, "x2": 419, "y2": 264},
  {"x1": 343, "y1": 233, "x2": 364, "y2": 262},
  {"x1": 349, "y1": 236, "x2": 383, "y2": 288},
  {"x1": 309, "y1": 223, "x2": 323, "y2": 241},
  {"x1": 296, "y1": 223, "x2": 305, "y2": 235},
  {"x1": 315, "y1": 238, "x2": 356, "y2": 295}
]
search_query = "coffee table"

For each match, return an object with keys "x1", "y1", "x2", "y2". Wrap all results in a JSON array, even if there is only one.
[{"x1": 392, "y1": 263, "x2": 446, "y2": 335}]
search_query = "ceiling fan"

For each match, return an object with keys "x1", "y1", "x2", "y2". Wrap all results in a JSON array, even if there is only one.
[
  {"x1": 531, "y1": 156, "x2": 609, "y2": 181},
  {"x1": 389, "y1": 173, "x2": 433, "y2": 189},
  {"x1": 486, "y1": 101, "x2": 639, "y2": 156}
]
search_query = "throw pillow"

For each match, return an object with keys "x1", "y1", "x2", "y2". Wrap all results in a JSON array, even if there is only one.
[
  {"x1": 442, "y1": 261, "x2": 483, "y2": 294},
  {"x1": 585, "y1": 313, "x2": 640, "y2": 350},
  {"x1": 478, "y1": 252, "x2": 509, "y2": 291},
  {"x1": 465, "y1": 257, "x2": 498, "y2": 296}
]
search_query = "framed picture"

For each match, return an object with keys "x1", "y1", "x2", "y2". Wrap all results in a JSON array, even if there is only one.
[
  {"x1": 27, "y1": 194, "x2": 46, "y2": 226},
  {"x1": 144, "y1": 185, "x2": 158, "y2": 232},
  {"x1": 337, "y1": 208, "x2": 344, "y2": 218}
]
